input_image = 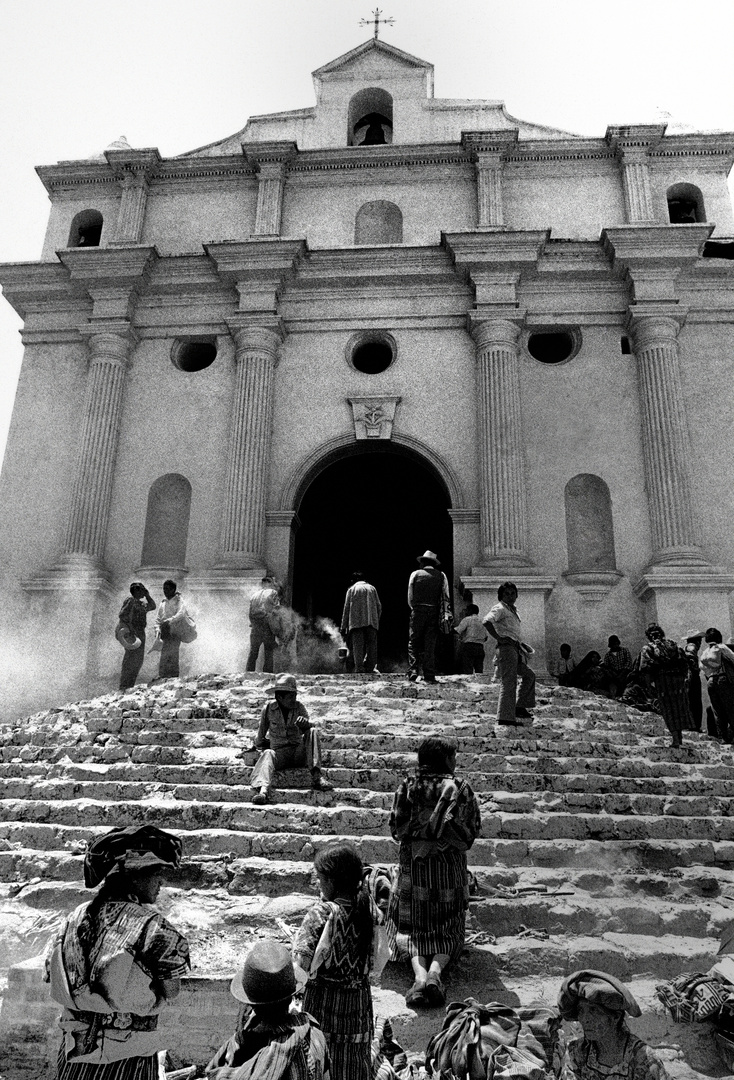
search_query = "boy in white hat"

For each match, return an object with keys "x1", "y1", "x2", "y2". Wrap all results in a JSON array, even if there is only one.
[
  {"x1": 206, "y1": 939, "x2": 330, "y2": 1079},
  {"x1": 250, "y1": 674, "x2": 333, "y2": 803}
]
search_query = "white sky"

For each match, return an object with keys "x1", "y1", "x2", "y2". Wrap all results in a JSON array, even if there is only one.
[{"x1": 1, "y1": 0, "x2": 733, "y2": 468}]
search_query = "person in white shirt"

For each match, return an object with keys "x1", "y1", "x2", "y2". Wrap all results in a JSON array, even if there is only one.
[
  {"x1": 156, "y1": 579, "x2": 188, "y2": 679},
  {"x1": 247, "y1": 576, "x2": 281, "y2": 673},
  {"x1": 455, "y1": 604, "x2": 489, "y2": 674},
  {"x1": 550, "y1": 643, "x2": 577, "y2": 686},
  {"x1": 483, "y1": 582, "x2": 535, "y2": 725}
]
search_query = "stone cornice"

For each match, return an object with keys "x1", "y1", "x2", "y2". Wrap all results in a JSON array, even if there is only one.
[
  {"x1": 104, "y1": 147, "x2": 162, "y2": 179},
  {"x1": 0, "y1": 261, "x2": 76, "y2": 319},
  {"x1": 462, "y1": 130, "x2": 519, "y2": 158},
  {"x1": 33, "y1": 129, "x2": 734, "y2": 201},
  {"x1": 443, "y1": 230, "x2": 549, "y2": 268},
  {"x1": 205, "y1": 238, "x2": 306, "y2": 314},
  {"x1": 602, "y1": 225, "x2": 714, "y2": 269},
  {"x1": 243, "y1": 141, "x2": 298, "y2": 170},
  {"x1": 57, "y1": 245, "x2": 160, "y2": 286}
]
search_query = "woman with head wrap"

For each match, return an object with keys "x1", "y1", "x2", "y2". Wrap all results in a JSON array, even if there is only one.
[
  {"x1": 558, "y1": 970, "x2": 668, "y2": 1080},
  {"x1": 638, "y1": 623, "x2": 692, "y2": 748},
  {"x1": 45, "y1": 825, "x2": 190, "y2": 1080}
]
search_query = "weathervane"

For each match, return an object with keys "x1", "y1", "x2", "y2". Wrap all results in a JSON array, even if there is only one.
[{"x1": 360, "y1": 8, "x2": 394, "y2": 39}]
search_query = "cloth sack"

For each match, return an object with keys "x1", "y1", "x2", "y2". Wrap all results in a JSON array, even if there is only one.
[
  {"x1": 425, "y1": 999, "x2": 546, "y2": 1080},
  {"x1": 720, "y1": 652, "x2": 734, "y2": 685},
  {"x1": 115, "y1": 624, "x2": 141, "y2": 651},
  {"x1": 169, "y1": 610, "x2": 197, "y2": 643},
  {"x1": 656, "y1": 972, "x2": 734, "y2": 1023}
]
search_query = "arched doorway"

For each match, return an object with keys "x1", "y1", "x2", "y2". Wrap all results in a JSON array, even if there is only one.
[{"x1": 291, "y1": 444, "x2": 453, "y2": 669}]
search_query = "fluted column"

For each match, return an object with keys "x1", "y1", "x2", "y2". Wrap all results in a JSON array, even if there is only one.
[
  {"x1": 621, "y1": 155, "x2": 655, "y2": 223},
  {"x1": 63, "y1": 332, "x2": 132, "y2": 561},
  {"x1": 471, "y1": 319, "x2": 531, "y2": 565},
  {"x1": 629, "y1": 315, "x2": 705, "y2": 565},
  {"x1": 220, "y1": 325, "x2": 282, "y2": 568}
]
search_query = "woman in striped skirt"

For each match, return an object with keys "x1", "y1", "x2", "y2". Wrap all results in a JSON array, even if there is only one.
[
  {"x1": 386, "y1": 735, "x2": 481, "y2": 1008},
  {"x1": 639, "y1": 623, "x2": 693, "y2": 748}
]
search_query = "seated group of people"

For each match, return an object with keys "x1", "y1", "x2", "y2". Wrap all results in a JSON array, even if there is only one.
[
  {"x1": 551, "y1": 625, "x2": 734, "y2": 750},
  {"x1": 44, "y1": 737, "x2": 673, "y2": 1080}
]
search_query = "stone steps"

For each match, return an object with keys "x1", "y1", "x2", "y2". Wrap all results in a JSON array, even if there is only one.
[
  {"x1": 1, "y1": 673, "x2": 732, "y2": 1080},
  {"x1": 5, "y1": 795, "x2": 734, "y2": 842},
  {"x1": 5, "y1": 775, "x2": 734, "y2": 811}
]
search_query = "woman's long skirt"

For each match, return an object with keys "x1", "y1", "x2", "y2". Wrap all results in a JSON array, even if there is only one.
[
  {"x1": 303, "y1": 978, "x2": 373, "y2": 1080},
  {"x1": 387, "y1": 845, "x2": 468, "y2": 961},
  {"x1": 654, "y1": 671, "x2": 693, "y2": 735},
  {"x1": 56, "y1": 1046, "x2": 158, "y2": 1080}
]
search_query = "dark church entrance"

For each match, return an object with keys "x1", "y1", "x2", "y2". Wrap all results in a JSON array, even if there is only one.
[{"x1": 291, "y1": 445, "x2": 453, "y2": 670}]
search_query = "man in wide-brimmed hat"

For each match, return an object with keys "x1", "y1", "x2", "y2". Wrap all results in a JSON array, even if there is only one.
[
  {"x1": 250, "y1": 673, "x2": 333, "y2": 803},
  {"x1": 407, "y1": 551, "x2": 451, "y2": 684},
  {"x1": 206, "y1": 939, "x2": 330, "y2": 1079}
]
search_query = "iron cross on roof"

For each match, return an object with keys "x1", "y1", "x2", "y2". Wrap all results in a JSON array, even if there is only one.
[{"x1": 360, "y1": 8, "x2": 395, "y2": 39}]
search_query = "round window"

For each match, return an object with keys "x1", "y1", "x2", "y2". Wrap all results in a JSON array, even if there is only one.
[
  {"x1": 526, "y1": 329, "x2": 579, "y2": 365},
  {"x1": 171, "y1": 338, "x2": 217, "y2": 372},
  {"x1": 347, "y1": 332, "x2": 396, "y2": 374}
]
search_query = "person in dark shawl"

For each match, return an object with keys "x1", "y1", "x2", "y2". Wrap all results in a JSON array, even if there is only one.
[
  {"x1": 638, "y1": 623, "x2": 692, "y2": 748},
  {"x1": 45, "y1": 825, "x2": 190, "y2": 1080},
  {"x1": 206, "y1": 939, "x2": 330, "y2": 1080},
  {"x1": 386, "y1": 735, "x2": 481, "y2": 1009}
]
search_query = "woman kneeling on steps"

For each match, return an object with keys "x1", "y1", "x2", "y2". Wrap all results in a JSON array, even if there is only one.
[{"x1": 386, "y1": 735, "x2": 481, "y2": 1008}]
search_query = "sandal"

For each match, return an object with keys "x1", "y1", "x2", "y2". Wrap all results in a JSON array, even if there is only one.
[
  {"x1": 405, "y1": 980, "x2": 428, "y2": 1007},
  {"x1": 424, "y1": 973, "x2": 446, "y2": 1006}
]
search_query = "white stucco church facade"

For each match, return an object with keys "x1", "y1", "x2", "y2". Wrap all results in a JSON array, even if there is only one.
[{"x1": 1, "y1": 37, "x2": 734, "y2": 705}]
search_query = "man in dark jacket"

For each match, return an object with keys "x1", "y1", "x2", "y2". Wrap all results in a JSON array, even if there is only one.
[{"x1": 407, "y1": 551, "x2": 448, "y2": 684}]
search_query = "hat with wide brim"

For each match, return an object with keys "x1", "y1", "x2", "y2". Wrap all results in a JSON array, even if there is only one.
[
  {"x1": 230, "y1": 940, "x2": 296, "y2": 1005},
  {"x1": 417, "y1": 550, "x2": 441, "y2": 567},
  {"x1": 685, "y1": 629, "x2": 705, "y2": 642},
  {"x1": 116, "y1": 625, "x2": 142, "y2": 651},
  {"x1": 558, "y1": 969, "x2": 641, "y2": 1019},
  {"x1": 265, "y1": 673, "x2": 298, "y2": 695}
]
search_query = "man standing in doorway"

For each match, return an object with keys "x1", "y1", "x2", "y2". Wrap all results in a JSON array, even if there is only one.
[
  {"x1": 407, "y1": 551, "x2": 449, "y2": 684},
  {"x1": 246, "y1": 576, "x2": 281, "y2": 673},
  {"x1": 483, "y1": 582, "x2": 536, "y2": 725},
  {"x1": 340, "y1": 572, "x2": 382, "y2": 673}
]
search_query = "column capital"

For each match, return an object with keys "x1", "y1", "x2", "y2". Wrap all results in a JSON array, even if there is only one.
[
  {"x1": 243, "y1": 141, "x2": 298, "y2": 173},
  {"x1": 82, "y1": 330, "x2": 136, "y2": 364},
  {"x1": 228, "y1": 321, "x2": 284, "y2": 358},
  {"x1": 626, "y1": 313, "x2": 682, "y2": 351},
  {"x1": 104, "y1": 147, "x2": 162, "y2": 180},
  {"x1": 462, "y1": 129, "x2": 519, "y2": 160},
  {"x1": 605, "y1": 124, "x2": 667, "y2": 159},
  {"x1": 469, "y1": 315, "x2": 522, "y2": 350}
]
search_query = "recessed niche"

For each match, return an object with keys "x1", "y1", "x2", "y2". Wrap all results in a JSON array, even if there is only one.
[
  {"x1": 347, "y1": 332, "x2": 397, "y2": 375},
  {"x1": 525, "y1": 329, "x2": 580, "y2": 365},
  {"x1": 171, "y1": 337, "x2": 217, "y2": 372}
]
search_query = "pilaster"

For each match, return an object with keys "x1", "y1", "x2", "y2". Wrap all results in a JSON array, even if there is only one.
[
  {"x1": 105, "y1": 148, "x2": 162, "y2": 246},
  {"x1": 243, "y1": 142, "x2": 297, "y2": 237},
  {"x1": 606, "y1": 125, "x2": 666, "y2": 224},
  {"x1": 462, "y1": 130, "x2": 518, "y2": 230}
]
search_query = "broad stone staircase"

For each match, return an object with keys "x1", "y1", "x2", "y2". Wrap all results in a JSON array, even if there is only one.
[{"x1": 1, "y1": 672, "x2": 733, "y2": 1079}]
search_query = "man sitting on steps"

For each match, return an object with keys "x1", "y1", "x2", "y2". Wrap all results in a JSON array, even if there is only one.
[{"x1": 250, "y1": 674, "x2": 333, "y2": 804}]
